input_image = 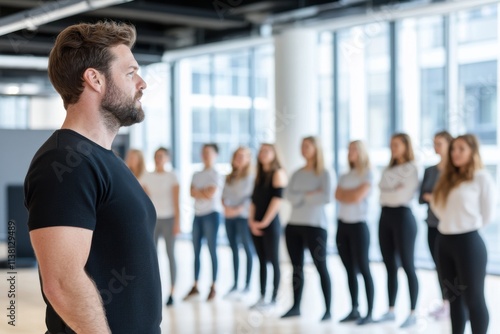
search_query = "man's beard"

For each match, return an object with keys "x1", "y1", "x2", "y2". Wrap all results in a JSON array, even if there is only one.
[{"x1": 101, "y1": 77, "x2": 145, "y2": 130}]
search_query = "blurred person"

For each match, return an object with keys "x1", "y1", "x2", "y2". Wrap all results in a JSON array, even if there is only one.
[
  {"x1": 24, "y1": 21, "x2": 162, "y2": 333},
  {"x1": 142, "y1": 147, "x2": 180, "y2": 306},
  {"x1": 125, "y1": 148, "x2": 146, "y2": 179},
  {"x1": 431, "y1": 134, "x2": 496, "y2": 334},
  {"x1": 335, "y1": 140, "x2": 375, "y2": 325},
  {"x1": 418, "y1": 131, "x2": 453, "y2": 319},
  {"x1": 282, "y1": 137, "x2": 332, "y2": 321},
  {"x1": 184, "y1": 143, "x2": 223, "y2": 301},
  {"x1": 222, "y1": 147, "x2": 255, "y2": 296},
  {"x1": 377, "y1": 133, "x2": 419, "y2": 328},
  {"x1": 249, "y1": 143, "x2": 288, "y2": 309}
]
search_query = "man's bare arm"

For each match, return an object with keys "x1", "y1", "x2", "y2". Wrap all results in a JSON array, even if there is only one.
[{"x1": 30, "y1": 226, "x2": 111, "y2": 333}]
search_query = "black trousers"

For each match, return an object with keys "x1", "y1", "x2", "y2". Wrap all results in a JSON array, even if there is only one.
[
  {"x1": 285, "y1": 224, "x2": 331, "y2": 312},
  {"x1": 252, "y1": 217, "x2": 281, "y2": 300},
  {"x1": 336, "y1": 220, "x2": 374, "y2": 315},
  {"x1": 378, "y1": 206, "x2": 419, "y2": 310},
  {"x1": 436, "y1": 231, "x2": 488, "y2": 334},
  {"x1": 427, "y1": 226, "x2": 446, "y2": 300}
]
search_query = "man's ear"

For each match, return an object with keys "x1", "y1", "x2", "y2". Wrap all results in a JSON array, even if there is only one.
[{"x1": 82, "y1": 68, "x2": 104, "y2": 93}]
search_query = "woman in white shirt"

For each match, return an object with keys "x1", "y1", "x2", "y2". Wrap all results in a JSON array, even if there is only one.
[
  {"x1": 335, "y1": 140, "x2": 374, "y2": 325},
  {"x1": 184, "y1": 143, "x2": 223, "y2": 302},
  {"x1": 377, "y1": 133, "x2": 419, "y2": 328},
  {"x1": 141, "y1": 147, "x2": 180, "y2": 307},
  {"x1": 431, "y1": 134, "x2": 496, "y2": 334}
]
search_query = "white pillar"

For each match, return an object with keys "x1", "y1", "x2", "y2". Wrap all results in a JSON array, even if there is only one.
[{"x1": 274, "y1": 28, "x2": 319, "y2": 174}]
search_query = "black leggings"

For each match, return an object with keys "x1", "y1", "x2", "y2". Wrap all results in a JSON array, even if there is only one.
[
  {"x1": 436, "y1": 231, "x2": 488, "y2": 334},
  {"x1": 428, "y1": 226, "x2": 446, "y2": 300},
  {"x1": 336, "y1": 220, "x2": 374, "y2": 315},
  {"x1": 378, "y1": 206, "x2": 419, "y2": 310},
  {"x1": 285, "y1": 224, "x2": 331, "y2": 312},
  {"x1": 252, "y1": 217, "x2": 281, "y2": 301}
]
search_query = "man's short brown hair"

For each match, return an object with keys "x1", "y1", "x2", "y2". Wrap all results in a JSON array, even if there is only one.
[{"x1": 48, "y1": 21, "x2": 136, "y2": 109}]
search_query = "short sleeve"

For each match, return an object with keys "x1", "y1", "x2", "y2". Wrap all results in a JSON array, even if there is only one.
[
  {"x1": 25, "y1": 149, "x2": 99, "y2": 231},
  {"x1": 365, "y1": 169, "x2": 374, "y2": 185},
  {"x1": 170, "y1": 171, "x2": 179, "y2": 185}
]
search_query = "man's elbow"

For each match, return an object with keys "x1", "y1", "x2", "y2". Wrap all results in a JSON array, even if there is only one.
[{"x1": 42, "y1": 275, "x2": 69, "y2": 307}]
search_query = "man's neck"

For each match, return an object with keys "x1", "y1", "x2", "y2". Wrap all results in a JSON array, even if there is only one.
[{"x1": 62, "y1": 105, "x2": 118, "y2": 150}]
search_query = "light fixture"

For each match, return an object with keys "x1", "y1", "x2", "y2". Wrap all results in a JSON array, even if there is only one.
[
  {"x1": 4, "y1": 85, "x2": 20, "y2": 95},
  {"x1": 0, "y1": 0, "x2": 134, "y2": 36}
]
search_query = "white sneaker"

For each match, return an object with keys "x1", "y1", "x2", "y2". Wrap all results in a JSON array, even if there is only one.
[{"x1": 250, "y1": 297, "x2": 266, "y2": 309}]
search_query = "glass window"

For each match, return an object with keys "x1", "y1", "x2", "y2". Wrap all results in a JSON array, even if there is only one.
[
  {"x1": 458, "y1": 61, "x2": 497, "y2": 144},
  {"x1": 336, "y1": 30, "x2": 352, "y2": 169},
  {"x1": 418, "y1": 16, "x2": 445, "y2": 50},
  {"x1": 214, "y1": 52, "x2": 250, "y2": 97},
  {"x1": 398, "y1": 16, "x2": 446, "y2": 149},
  {"x1": 421, "y1": 67, "x2": 446, "y2": 142},
  {"x1": 366, "y1": 24, "x2": 391, "y2": 148},
  {"x1": 254, "y1": 46, "x2": 274, "y2": 99},
  {"x1": 318, "y1": 32, "x2": 334, "y2": 170},
  {"x1": 0, "y1": 96, "x2": 29, "y2": 128},
  {"x1": 457, "y1": 5, "x2": 497, "y2": 44},
  {"x1": 191, "y1": 56, "x2": 211, "y2": 95}
]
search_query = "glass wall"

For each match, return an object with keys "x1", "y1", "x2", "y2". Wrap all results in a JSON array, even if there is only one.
[
  {"x1": 174, "y1": 45, "x2": 275, "y2": 232},
  {"x1": 0, "y1": 96, "x2": 30, "y2": 128}
]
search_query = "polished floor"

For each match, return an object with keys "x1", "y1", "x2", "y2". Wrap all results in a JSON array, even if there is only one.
[{"x1": 1, "y1": 239, "x2": 499, "y2": 334}]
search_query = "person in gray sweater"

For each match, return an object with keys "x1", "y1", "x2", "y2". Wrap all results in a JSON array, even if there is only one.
[
  {"x1": 282, "y1": 136, "x2": 333, "y2": 321},
  {"x1": 222, "y1": 147, "x2": 255, "y2": 296}
]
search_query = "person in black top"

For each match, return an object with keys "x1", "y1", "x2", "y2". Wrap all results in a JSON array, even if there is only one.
[
  {"x1": 24, "y1": 21, "x2": 161, "y2": 333},
  {"x1": 249, "y1": 143, "x2": 288, "y2": 309},
  {"x1": 418, "y1": 131, "x2": 453, "y2": 320}
]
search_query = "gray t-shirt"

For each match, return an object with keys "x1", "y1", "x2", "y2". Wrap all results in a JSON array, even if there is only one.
[
  {"x1": 191, "y1": 167, "x2": 223, "y2": 216},
  {"x1": 337, "y1": 169, "x2": 373, "y2": 223},
  {"x1": 285, "y1": 168, "x2": 333, "y2": 229},
  {"x1": 222, "y1": 174, "x2": 255, "y2": 219},
  {"x1": 419, "y1": 165, "x2": 440, "y2": 228}
]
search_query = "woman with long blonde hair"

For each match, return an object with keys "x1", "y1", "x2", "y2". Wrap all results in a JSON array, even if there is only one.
[
  {"x1": 377, "y1": 133, "x2": 419, "y2": 328},
  {"x1": 249, "y1": 143, "x2": 287, "y2": 309},
  {"x1": 431, "y1": 134, "x2": 496, "y2": 334},
  {"x1": 125, "y1": 149, "x2": 146, "y2": 179},
  {"x1": 282, "y1": 136, "x2": 332, "y2": 321},
  {"x1": 222, "y1": 147, "x2": 255, "y2": 296},
  {"x1": 335, "y1": 140, "x2": 375, "y2": 325}
]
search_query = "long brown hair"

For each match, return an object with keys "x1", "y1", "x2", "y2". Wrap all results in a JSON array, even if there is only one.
[
  {"x1": 125, "y1": 149, "x2": 146, "y2": 179},
  {"x1": 435, "y1": 130, "x2": 453, "y2": 144},
  {"x1": 349, "y1": 140, "x2": 370, "y2": 175},
  {"x1": 303, "y1": 136, "x2": 325, "y2": 176},
  {"x1": 389, "y1": 133, "x2": 415, "y2": 167},
  {"x1": 226, "y1": 147, "x2": 252, "y2": 184},
  {"x1": 255, "y1": 143, "x2": 283, "y2": 186},
  {"x1": 48, "y1": 21, "x2": 137, "y2": 109},
  {"x1": 433, "y1": 134, "x2": 483, "y2": 206}
]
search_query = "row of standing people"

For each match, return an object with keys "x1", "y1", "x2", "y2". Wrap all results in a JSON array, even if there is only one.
[{"x1": 126, "y1": 130, "x2": 495, "y2": 334}]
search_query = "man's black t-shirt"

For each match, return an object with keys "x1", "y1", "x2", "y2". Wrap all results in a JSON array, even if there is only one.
[{"x1": 24, "y1": 129, "x2": 162, "y2": 333}]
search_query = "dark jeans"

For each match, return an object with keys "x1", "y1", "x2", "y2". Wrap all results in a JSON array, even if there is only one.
[
  {"x1": 225, "y1": 217, "x2": 254, "y2": 288},
  {"x1": 193, "y1": 211, "x2": 220, "y2": 282}
]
